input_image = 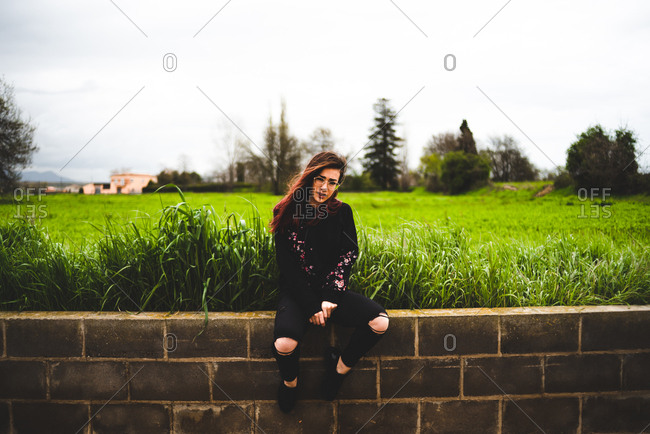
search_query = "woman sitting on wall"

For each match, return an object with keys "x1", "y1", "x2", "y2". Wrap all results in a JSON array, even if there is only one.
[{"x1": 269, "y1": 151, "x2": 390, "y2": 413}]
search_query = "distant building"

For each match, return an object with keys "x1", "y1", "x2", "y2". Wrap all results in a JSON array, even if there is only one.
[
  {"x1": 62, "y1": 184, "x2": 82, "y2": 193},
  {"x1": 82, "y1": 182, "x2": 116, "y2": 195},
  {"x1": 81, "y1": 173, "x2": 157, "y2": 195},
  {"x1": 110, "y1": 173, "x2": 157, "y2": 194}
]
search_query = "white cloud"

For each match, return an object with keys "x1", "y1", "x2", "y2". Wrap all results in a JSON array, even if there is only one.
[{"x1": 2, "y1": 0, "x2": 649, "y2": 182}]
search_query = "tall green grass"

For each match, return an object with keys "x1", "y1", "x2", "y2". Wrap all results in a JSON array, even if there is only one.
[
  {"x1": 1, "y1": 190, "x2": 648, "y2": 312},
  {"x1": 354, "y1": 222, "x2": 649, "y2": 308}
]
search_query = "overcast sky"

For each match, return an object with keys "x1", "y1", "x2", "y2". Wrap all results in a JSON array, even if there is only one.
[{"x1": 2, "y1": 0, "x2": 649, "y2": 183}]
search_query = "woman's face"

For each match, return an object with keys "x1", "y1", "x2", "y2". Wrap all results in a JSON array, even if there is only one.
[{"x1": 309, "y1": 168, "x2": 340, "y2": 205}]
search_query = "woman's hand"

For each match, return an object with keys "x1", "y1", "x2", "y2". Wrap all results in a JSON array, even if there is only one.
[
  {"x1": 321, "y1": 301, "x2": 338, "y2": 320},
  {"x1": 309, "y1": 302, "x2": 338, "y2": 327},
  {"x1": 309, "y1": 311, "x2": 326, "y2": 327}
]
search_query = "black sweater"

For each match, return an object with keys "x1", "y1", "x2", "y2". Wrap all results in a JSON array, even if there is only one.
[{"x1": 274, "y1": 202, "x2": 359, "y2": 316}]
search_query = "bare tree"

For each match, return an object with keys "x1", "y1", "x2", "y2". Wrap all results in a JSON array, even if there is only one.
[
  {"x1": 178, "y1": 154, "x2": 191, "y2": 173},
  {"x1": 308, "y1": 127, "x2": 335, "y2": 152},
  {"x1": 213, "y1": 119, "x2": 245, "y2": 185},
  {"x1": 398, "y1": 139, "x2": 412, "y2": 191},
  {"x1": 486, "y1": 135, "x2": 538, "y2": 182},
  {"x1": 245, "y1": 101, "x2": 302, "y2": 194},
  {"x1": 424, "y1": 132, "x2": 458, "y2": 157}
]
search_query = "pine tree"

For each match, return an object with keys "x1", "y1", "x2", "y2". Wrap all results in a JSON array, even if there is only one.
[
  {"x1": 362, "y1": 98, "x2": 402, "y2": 190},
  {"x1": 457, "y1": 119, "x2": 477, "y2": 155}
]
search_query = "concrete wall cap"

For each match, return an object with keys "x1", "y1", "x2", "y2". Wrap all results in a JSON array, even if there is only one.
[{"x1": 1, "y1": 305, "x2": 648, "y2": 320}]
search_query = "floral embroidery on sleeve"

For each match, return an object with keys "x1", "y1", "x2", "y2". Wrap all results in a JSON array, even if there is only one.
[{"x1": 324, "y1": 249, "x2": 358, "y2": 291}]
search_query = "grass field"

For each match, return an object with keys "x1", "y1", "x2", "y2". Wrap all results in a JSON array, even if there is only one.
[
  {"x1": 1, "y1": 183, "x2": 648, "y2": 312},
  {"x1": 2, "y1": 182, "x2": 649, "y2": 247}
]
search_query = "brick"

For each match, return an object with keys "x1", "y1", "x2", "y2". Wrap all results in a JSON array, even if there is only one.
[
  {"x1": 421, "y1": 401, "x2": 498, "y2": 433},
  {"x1": 174, "y1": 404, "x2": 253, "y2": 434},
  {"x1": 0, "y1": 401, "x2": 8, "y2": 434},
  {"x1": 91, "y1": 404, "x2": 169, "y2": 434},
  {"x1": 545, "y1": 354, "x2": 620, "y2": 393},
  {"x1": 50, "y1": 361, "x2": 127, "y2": 400},
  {"x1": 582, "y1": 310, "x2": 650, "y2": 351},
  {"x1": 380, "y1": 358, "x2": 459, "y2": 398},
  {"x1": 256, "y1": 401, "x2": 335, "y2": 433},
  {"x1": 419, "y1": 315, "x2": 498, "y2": 356},
  {"x1": 279, "y1": 359, "x2": 324, "y2": 401},
  {"x1": 502, "y1": 398, "x2": 579, "y2": 433},
  {"x1": 338, "y1": 402, "x2": 418, "y2": 434},
  {"x1": 85, "y1": 318, "x2": 164, "y2": 358},
  {"x1": 166, "y1": 317, "x2": 247, "y2": 358},
  {"x1": 336, "y1": 359, "x2": 377, "y2": 400},
  {"x1": 6, "y1": 318, "x2": 82, "y2": 357},
  {"x1": 250, "y1": 317, "x2": 275, "y2": 358},
  {"x1": 464, "y1": 356, "x2": 542, "y2": 396},
  {"x1": 583, "y1": 396, "x2": 650, "y2": 433},
  {"x1": 501, "y1": 313, "x2": 578, "y2": 354},
  {"x1": 329, "y1": 316, "x2": 416, "y2": 358},
  {"x1": 130, "y1": 362, "x2": 210, "y2": 401},
  {"x1": 367, "y1": 315, "x2": 416, "y2": 357},
  {"x1": 211, "y1": 360, "x2": 277, "y2": 401},
  {"x1": 251, "y1": 317, "x2": 330, "y2": 359},
  {"x1": 623, "y1": 353, "x2": 650, "y2": 391},
  {"x1": 297, "y1": 359, "x2": 376, "y2": 400},
  {"x1": 0, "y1": 360, "x2": 46, "y2": 399},
  {"x1": 13, "y1": 403, "x2": 89, "y2": 434}
]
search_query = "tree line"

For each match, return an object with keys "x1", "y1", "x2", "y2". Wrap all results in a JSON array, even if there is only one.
[
  {"x1": 163, "y1": 98, "x2": 548, "y2": 195},
  {"x1": 1, "y1": 75, "x2": 647, "y2": 196},
  {"x1": 196, "y1": 96, "x2": 647, "y2": 195}
]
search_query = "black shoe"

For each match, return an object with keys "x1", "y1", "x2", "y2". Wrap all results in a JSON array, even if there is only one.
[
  {"x1": 322, "y1": 346, "x2": 348, "y2": 401},
  {"x1": 278, "y1": 382, "x2": 298, "y2": 413}
]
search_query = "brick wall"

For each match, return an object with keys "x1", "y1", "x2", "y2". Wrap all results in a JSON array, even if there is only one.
[{"x1": 0, "y1": 306, "x2": 648, "y2": 433}]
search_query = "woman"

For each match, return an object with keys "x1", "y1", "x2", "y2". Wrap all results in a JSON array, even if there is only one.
[{"x1": 270, "y1": 151, "x2": 389, "y2": 413}]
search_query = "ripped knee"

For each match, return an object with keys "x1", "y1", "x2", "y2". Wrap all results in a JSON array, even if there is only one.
[
  {"x1": 368, "y1": 313, "x2": 389, "y2": 335},
  {"x1": 274, "y1": 337, "x2": 298, "y2": 355}
]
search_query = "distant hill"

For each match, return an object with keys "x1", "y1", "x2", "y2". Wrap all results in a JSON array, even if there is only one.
[{"x1": 20, "y1": 170, "x2": 80, "y2": 184}]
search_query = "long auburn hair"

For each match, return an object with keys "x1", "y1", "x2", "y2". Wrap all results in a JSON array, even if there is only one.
[{"x1": 270, "y1": 151, "x2": 347, "y2": 234}]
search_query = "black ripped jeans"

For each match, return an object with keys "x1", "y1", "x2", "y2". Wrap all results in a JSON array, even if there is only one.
[{"x1": 272, "y1": 290, "x2": 388, "y2": 382}]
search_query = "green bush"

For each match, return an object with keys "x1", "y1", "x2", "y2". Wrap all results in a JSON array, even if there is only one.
[
  {"x1": 553, "y1": 170, "x2": 574, "y2": 190},
  {"x1": 343, "y1": 172, "x2": 379, "y2": 192},
  {"x1": 633, "y1": 173, "x2": 650, "y2": 194},
  {"x1": 441, "y1": 151, "x2": 490, "y2": 194},
  {"x1": 566, "y1": 125, "x2": 638, "y2": 194},
  {"x1": 419, "y1": 153, "x2": 444, "y2": 192}
]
